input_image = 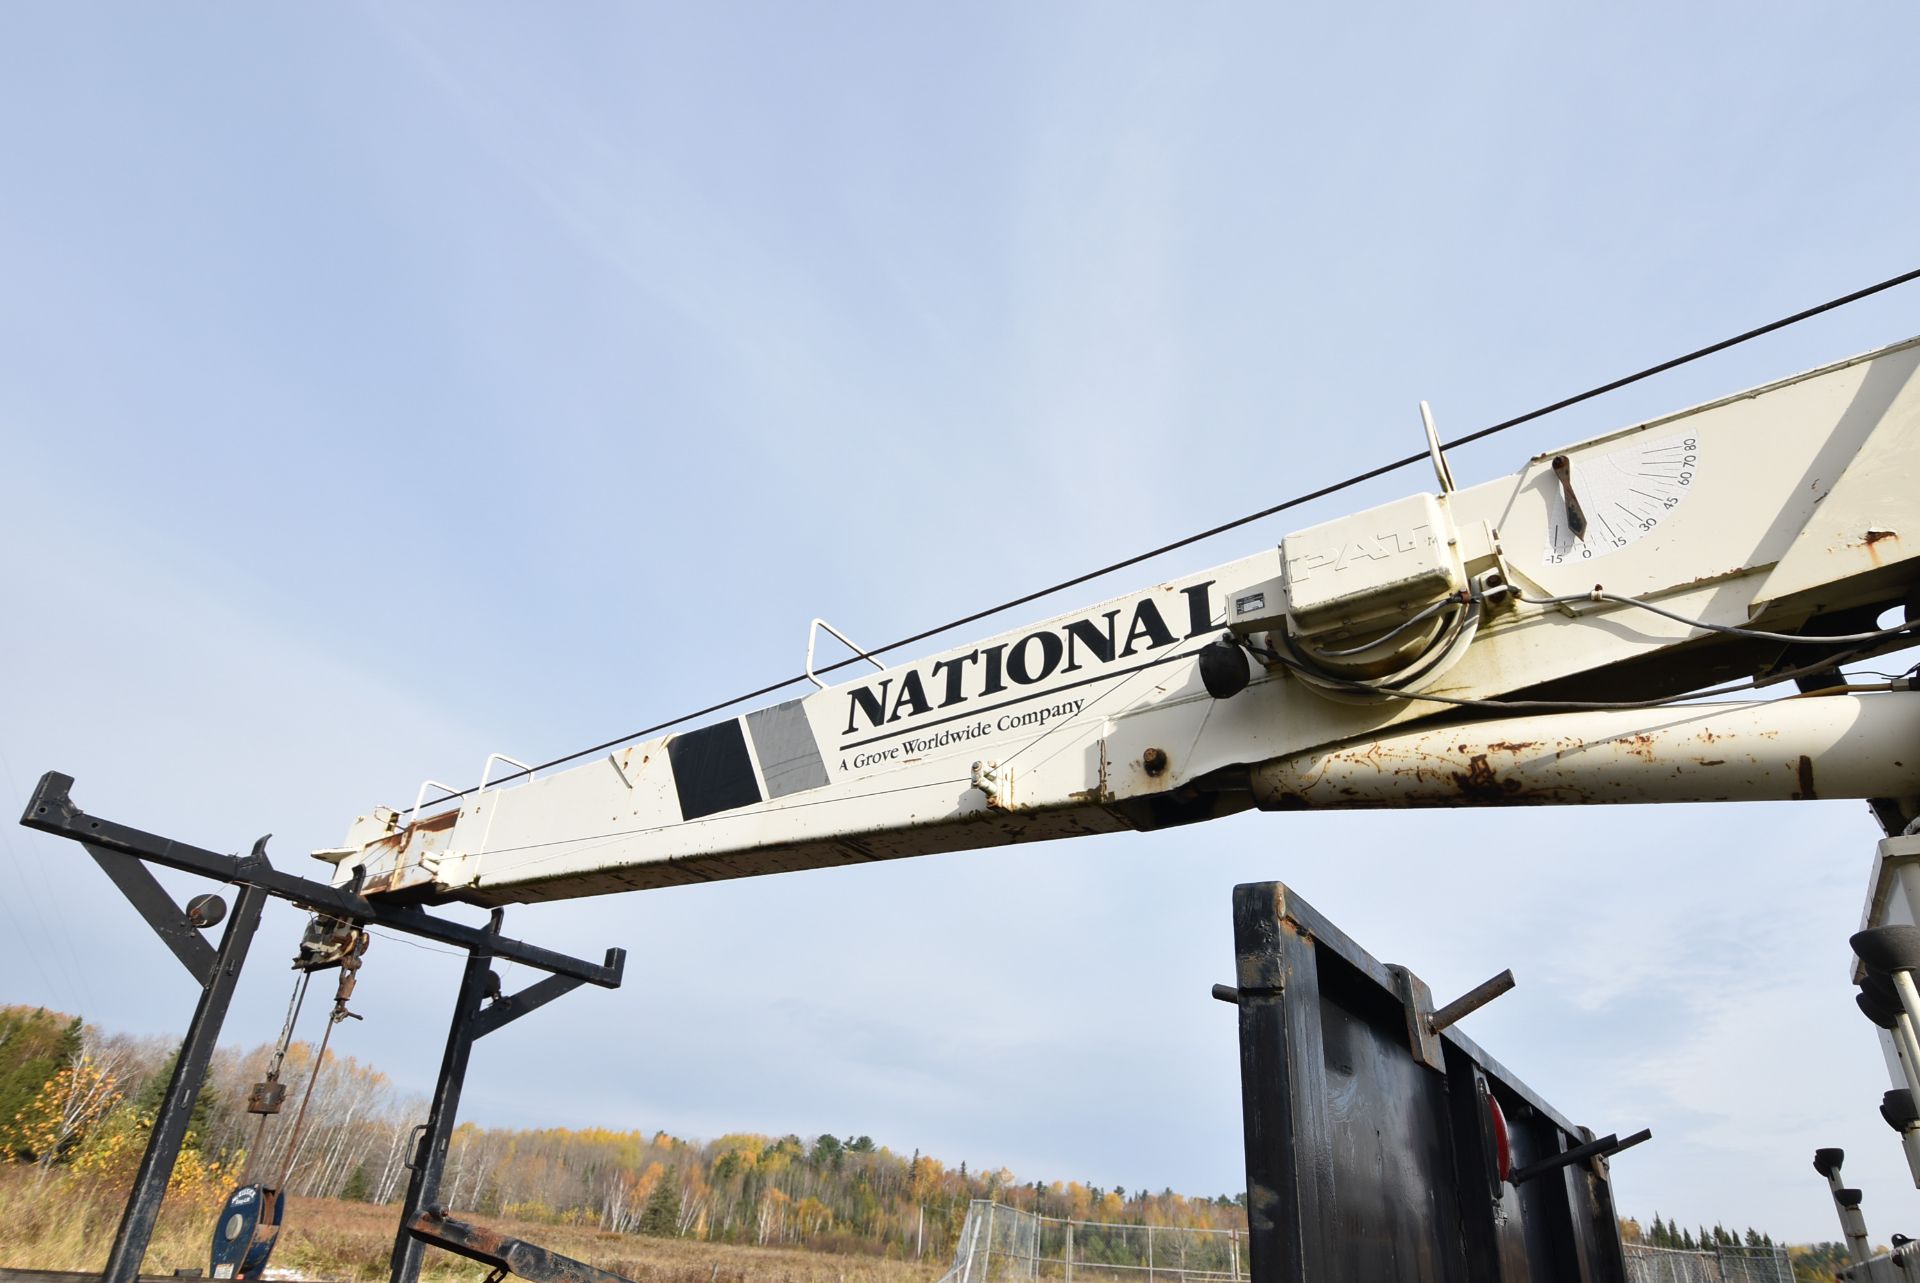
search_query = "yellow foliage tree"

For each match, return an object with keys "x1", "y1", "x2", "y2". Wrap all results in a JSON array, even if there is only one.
[
  {"x1": 9, "y1": 1055, "x2": 121, "y2": 1171},
  {"x1": 71, "y1": 1104, "x2": 229, "y2": 1211}
]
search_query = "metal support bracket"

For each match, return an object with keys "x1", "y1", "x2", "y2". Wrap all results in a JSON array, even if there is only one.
[
  {"x1": 101, "y1": 880, "x2": 268, "y2": 1283},
  {"x1": 409, "y1": 1208, "x2": 637, "y2": 1283},
  {"x1": 88, "y1": 843, "x2": 218, "y2": 984},
  {"x1": 472, "y1": 972, "x2": 589, "y2": 1041},
  {"x1": 17, "y1": 771, "x2": 625, "y2": 1283},
  {"x1": 389, "y1": 908, "x2": 621, "y2": 1283},
  {"x1": 1388, "y1": 965, "x2": 1446, "y2": 1070},
  {"x1": 23, "y1": 772, "x2": 624, "y2": 986},
  {"x1": 1390, "y1": 965, "x2": 1516, "y2": 1071}
]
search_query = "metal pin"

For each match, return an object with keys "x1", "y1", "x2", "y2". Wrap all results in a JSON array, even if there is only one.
[
  {"x1": 1429, "y1": 969, "x2": 1516, "y2": 1034},
  {"x1": 1509, "y1": 1128, "x2": 1651, "y2": 1185}
]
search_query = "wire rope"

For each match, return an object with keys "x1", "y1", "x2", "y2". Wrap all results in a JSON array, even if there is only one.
[
  {"x1": 272, "y1": 1005, "x2": 341, "y2": 1192},
  {"x1": 245, "y1": 972, "x2": 314, "y2": 1181}
]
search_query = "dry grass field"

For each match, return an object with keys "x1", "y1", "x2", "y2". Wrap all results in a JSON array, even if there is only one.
[{"x1": 0, "y1": 1168, "x2": 947, "y2": 1283}]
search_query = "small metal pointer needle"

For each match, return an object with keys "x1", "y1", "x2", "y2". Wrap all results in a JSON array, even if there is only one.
[{"x1": 1552, "y1": 455, "x2": 1588, "y2": 540}]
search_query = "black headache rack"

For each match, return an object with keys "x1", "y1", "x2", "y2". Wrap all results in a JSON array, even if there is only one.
[
  {"x1": 20, "y1": 772, "x2": 1641, "y2": 1283},
  {"x1": 19, "y1": 773, "x2": 627, "y2": 1283},
  {"x1": 1220, "y1": 882, "x2": 1647, "y2": 1283}
]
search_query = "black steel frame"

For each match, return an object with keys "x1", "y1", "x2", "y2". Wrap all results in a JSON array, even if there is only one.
[
  {"x1": 19, "y1": 772, "x2": 625, "y2": 1283},
  {"x1": 408, "y1": 1208, "x2": 638, "y2": 1283},
  {"x1": 1227, "y1": 881, "x2": 1637, "y2": 1283}
]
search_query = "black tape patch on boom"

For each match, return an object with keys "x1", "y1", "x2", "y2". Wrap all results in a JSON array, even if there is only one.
[{"x1": 669, "y1": 719, "x2": 764, "y2": 821}]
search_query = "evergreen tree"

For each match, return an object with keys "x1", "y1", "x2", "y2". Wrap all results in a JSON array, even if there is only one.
[
  {"x1": 0, "y1": 1009, "x2": 81, "y2": 1160},
  {"x1": 1650, "y1": 1214, "x2": 1667, "y2": 1246},
  {"x1": 341, "y1": 1163, "x2": 372, "y2": 1202},
  {"x1": 639, "y1": 1172, "x2": 682, "y2": 1237},
  {"x1": 132, "y1": 1049, "x2": 213, "y2": 1149},
  {"x1": 1681, "y1": 1229, "x2": 1696, "y2": 1251}
]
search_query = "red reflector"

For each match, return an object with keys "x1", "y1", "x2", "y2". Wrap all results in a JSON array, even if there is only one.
[{"x1": 1488, "y1": 1094, "x2": 1512, "y2": 1183}]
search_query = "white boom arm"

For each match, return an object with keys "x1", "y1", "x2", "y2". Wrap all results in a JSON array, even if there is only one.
[{"x1": 321, "y1": 338, "x2": 1920, "y2": 905}]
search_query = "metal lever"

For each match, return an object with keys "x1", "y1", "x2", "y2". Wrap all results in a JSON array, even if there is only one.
[
  {"x1": 1508, "y1": 1127, "x2": 1651, "y2": 1185},
  {"x1": 1430, "y1": 969, "x2": 1516, "y2": 1034},
  {"x1": 1551, "y1": 455, "x2": 1588, "y2": 539},
  {"x1": 1391, "y1": 965, "x2": 1517, "y2": 1070}
]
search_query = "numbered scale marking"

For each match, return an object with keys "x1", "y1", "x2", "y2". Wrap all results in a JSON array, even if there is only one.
[{"x1": 1544, "y1": 433, "x2": 1699, "y2": 564}]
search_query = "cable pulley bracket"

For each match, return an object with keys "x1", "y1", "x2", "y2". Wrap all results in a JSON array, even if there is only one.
[{"x1": 292, "y1": 913, "x2": 369, "y2": 973}]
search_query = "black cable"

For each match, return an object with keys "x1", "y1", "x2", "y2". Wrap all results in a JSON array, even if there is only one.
[
  {"x1": 1246, "y1": 640, "x2": 1908, "y2": 714},
  {"x1": 422, "y1": 264, "x2": 1920, "y2": 809}
]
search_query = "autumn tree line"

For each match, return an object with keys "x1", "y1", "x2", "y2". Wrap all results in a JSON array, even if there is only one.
[
  {"x1": 1620, "y1": 1214, "x2": 1779, "y2": 1254},
  {"x1": 0, "y1": 1005, "x2": 1248, "y2": 1260},
  {"x1": 12, "y1": 1003, "x2": 1856, "y2": 1275},
  {"x1": 1616, "y1": 1215, "x2": 1861, "y2": 1283}
]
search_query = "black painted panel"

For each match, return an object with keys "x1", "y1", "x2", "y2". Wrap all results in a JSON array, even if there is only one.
[
  {"x1": 1231, "y1": 882, "x2": 1627, "y2": 1283},
  {"x1": 669, "y1": 720, "x2": 764, "y2": 821}
]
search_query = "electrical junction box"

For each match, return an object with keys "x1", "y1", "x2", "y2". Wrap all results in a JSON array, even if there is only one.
[
  {"x1": 1279, "y1": 492, "x2": 1465, "y2": 640},
  {"x1": 1225, "y1": 576, "x2": 1286, "y2": 636}
]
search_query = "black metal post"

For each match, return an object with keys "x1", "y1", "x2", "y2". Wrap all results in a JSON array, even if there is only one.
[
  {"x1": 389, "y1": 910, "x2": 501, "y2": 1283},
  {"x1": 102, "y1": 880, "x2": 268, "y2": 1283},
  {"x1": 1230, "y1": 885, "x2": 1335, "y2": 1283}
]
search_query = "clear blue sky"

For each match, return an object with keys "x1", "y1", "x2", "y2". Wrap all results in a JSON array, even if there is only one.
[{"x1": 4, "y1": 2, "x2": 1920, "y2": 1243}]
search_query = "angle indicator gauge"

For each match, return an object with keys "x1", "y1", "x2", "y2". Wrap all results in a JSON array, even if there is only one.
[{"x1": 1544, "y1": 433, "x2": 1699, "y2": 565}]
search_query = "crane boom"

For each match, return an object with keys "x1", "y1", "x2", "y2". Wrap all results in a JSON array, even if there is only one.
[{"x1": 320, "y1": 337, "x2": 1920, "y2": 905}]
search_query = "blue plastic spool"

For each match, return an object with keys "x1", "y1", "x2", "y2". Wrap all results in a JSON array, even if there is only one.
[{"x1": 209, "y1": 1183, "x2": 284, "y2": 1280}]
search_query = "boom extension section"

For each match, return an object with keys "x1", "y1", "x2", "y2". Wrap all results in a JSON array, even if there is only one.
[{"x1": 321, "y1": 339, "x2": 1920, "y2": 905}]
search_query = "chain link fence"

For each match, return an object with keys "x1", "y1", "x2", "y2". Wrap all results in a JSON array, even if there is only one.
[
  {"x1": 1624, "y1": 1242, "x2": 1794, "y2": 1283},
  {"x1": 939, "y1": 1199, "x2": 1794, "y2": 1283},
  {"x1": 937, "y1": 1200, "x2": 1249, "y2": 1283}
]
